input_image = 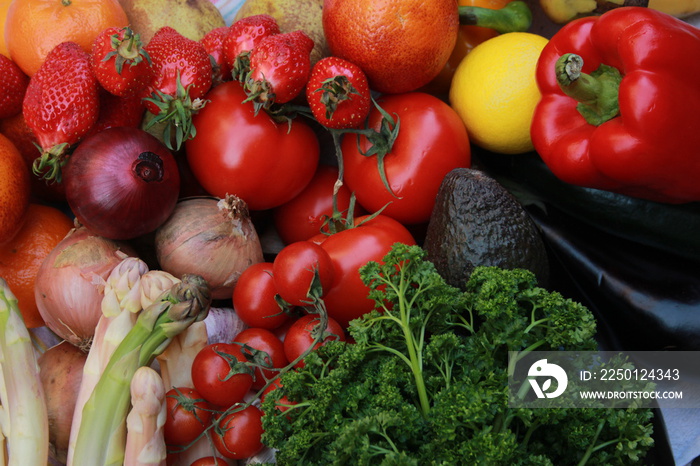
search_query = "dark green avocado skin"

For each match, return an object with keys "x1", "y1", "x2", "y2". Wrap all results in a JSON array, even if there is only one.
[{"x1": 424, "y1": 168, "x2": 549, "y2": 289}]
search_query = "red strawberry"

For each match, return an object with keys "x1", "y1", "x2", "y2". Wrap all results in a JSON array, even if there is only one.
[
  {"x1": 91, "y1": 26, "x2": 153, "y2": 98},
  {"x1": 0, "y1": 55, "x2": 29, "y2": 119},
  {"x1": 201, "y1": 26, "x2": 232, "y2": 86},
  {"x1": 306, "y1": 57, "x2": 371, "y2": 130},
  {"x1": 23, "y1": 41, "x2": 100, "y2": 182},
  {"x1": 142, "y1": 26, "x2": 213, "y2": 150},
  {"x1": 245, "y1": 30, "x2": 314, "y2": 110},
  {"x1": 222, "y1": 14, "x2": 280, "y2": 82},
  {"x1": 86, "y1": 89, "x2": 146, "y2": 138}
]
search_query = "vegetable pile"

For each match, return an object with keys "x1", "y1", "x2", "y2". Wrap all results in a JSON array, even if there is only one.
[{"x1": 261, "y1": 244, "x2": 655, "y2": 464}]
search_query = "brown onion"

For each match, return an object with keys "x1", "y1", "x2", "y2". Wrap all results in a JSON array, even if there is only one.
[
  {"x1": 35, "y1": 225, "x2": 136, "y2": 347},
  {"x1": 155, "y1": 195, "x2": 264, "y2": 300},
  {"x1": 38, "y1": 341, "x2": 88, "y2": 463}
]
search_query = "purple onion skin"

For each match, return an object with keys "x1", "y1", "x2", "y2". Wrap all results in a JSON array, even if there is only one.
[{"x1": 64, "y1": 127, "x2": 181, "y2": 240}]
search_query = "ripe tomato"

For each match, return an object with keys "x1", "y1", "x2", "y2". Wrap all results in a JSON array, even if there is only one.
[
  {"x1": 163, "y1": 387, "x2": 213, "y2": 448},
  {"x1": 272, "y1": 164, "x2": 363, "y2": 244},
  {"x1": 283, "y1": 314, "x2": 346, "y2": 365},
  {"x1": 233, "y1": 327, "x2": 288, "y2": 390},
  {"x1": 191, "y1": 343, "x2": 254, "y2": 408},
  {"x1": 272, "y1": 241, "x2": 334, "y2": 306},
  {"x1": 212, "y1": 405, "x2": 265, "y2": 460},
  {"x1": 185, "y1": 80, "x2": 320, "y2": 211},
  {"x1": 342, "y1": 92, "x2": 470, "y2": 225},
  {"x1": 261, "y1": 378, "x2": 296, "y2": 414},
  {"x1": 233, "y1": 262, "x2": 290, "y2": 330},
  {"x1": 320, "y1": 215, "x2": 416, "y2": 328},
  {"x1": 190, "y1": 457, "x2": 228, "y2": 466}
]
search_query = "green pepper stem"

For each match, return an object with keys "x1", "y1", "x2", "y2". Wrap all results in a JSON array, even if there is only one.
[
  {"x1": 458, "y1": 1, "x2": 532, "y2": 34},
  {"x1": 555, "y1": 53, "x2": 622, "y2": 126}
]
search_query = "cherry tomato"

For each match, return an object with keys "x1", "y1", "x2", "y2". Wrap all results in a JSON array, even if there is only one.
[
  {"x1": 185, "y1": 81, "x2": 320, "y2": 211},
  {"x1": 283, "y1": 314, "x2": 346, "y2": 366},
  {"x1": 163, "y1": 387, "x2": 213, "y2": 448},
  {"x1": 261, "y1": 378, "x2": 296, "y2": 414},
  {"x1": 273, "y1": 241, "x2": 334, "y2": 306},
  {"x1": 232, "y1": 262, "x2": 289, "y2": 330},
  {"x1": 191, "y1": 343, "x2": 254, "y2": 408},
  {"x1": 190, "y1": 457, "x2": 228, "y2": 466},
  {"x1": 233, "y1": 327, "x2": 288, "y2": 390},
  {"x1": 320, "y1": 215, "x2": 416, "y2": 328},
  {"x1": 272, "y1": 164, "x2": 363, "y2": 244},
  {"x1": 212, "y1": 406, "x2": 264, "y2": 460},
  {"x1": 341, "y1": 92, "x2": 470, "y2": 225}
]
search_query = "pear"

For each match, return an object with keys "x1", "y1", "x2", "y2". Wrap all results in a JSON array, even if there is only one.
[
  {"x1": 118, "y1": 0, "x2": 226, "y2": 45},
  {"x1": 234, "y1": 0, "x2": 329, "y2": 65}
]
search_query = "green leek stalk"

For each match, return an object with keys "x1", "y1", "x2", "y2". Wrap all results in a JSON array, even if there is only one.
[
  {"x1": 0, "y1": 279, "x2": 49, "y2": 466},
  {"x1": 72, "y1": 274, "x2": 211, "y2": 466}
]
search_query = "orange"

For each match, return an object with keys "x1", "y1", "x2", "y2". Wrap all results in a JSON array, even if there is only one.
[
  {"x1": 0, "y1": 132, "x2": 30, "y2": 244},
  {"x1": 5, "y1": 0, "x2": 128, "y2": 76},
  {"x1": 322, "y1": 0, "x2": 459, "y2": 94},
  {"x1": 0, "y1": 0, "x2": 10, "y2": 57},
  {"x1": 0, "y1": 203, "x2": 73, "y2": 328}
]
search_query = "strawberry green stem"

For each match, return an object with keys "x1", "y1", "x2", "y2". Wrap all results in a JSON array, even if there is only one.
[
  {"x1": 555, "y1": 53, "x2": 622, "y2": 126},
  {"x1": 458, "y1": 1, "x2": 532, "y2": 33}
]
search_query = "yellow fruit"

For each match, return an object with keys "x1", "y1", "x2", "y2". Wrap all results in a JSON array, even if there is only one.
[{"x1": 449, "y1": 32, "x2": 549, "y2": 155}]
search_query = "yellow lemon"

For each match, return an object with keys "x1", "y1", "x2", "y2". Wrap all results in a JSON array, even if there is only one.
[{"x1": 449, "y1": 32, "x2": 548, "y2": 155}]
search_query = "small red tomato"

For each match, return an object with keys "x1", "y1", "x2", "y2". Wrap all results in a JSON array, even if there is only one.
[
  {"x1": 233, "y1": 327, "x2": 288, "y2": 390},
  {"x1": 212, "y1": 405, "x2": 265, "y2": 460},
  {"x1": 233, "y1": 262, "x2": 289, "y2": 330},
  {"x1": 273, "y1": 241, "x2": 334, "y2": 306},
  {"x1": 261, "y1": 378, "x2": 296, "y2": 414},
  {"x1": 283, "y1": 314, "x2": 346, "y2": 366},
  {"x1": 164, "y1": 387, "x2": 213, "y2": 447},
  {"x1": 190, "y1": 457, "x2": 228, "y2": 466},
  {"x1": 191, "y1": 343, "x2": 254, "y2": 408}
]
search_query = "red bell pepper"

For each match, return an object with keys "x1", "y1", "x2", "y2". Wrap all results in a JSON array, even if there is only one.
[{"x1": 531, "y1": 7, "x2": 700, "y2": 204}]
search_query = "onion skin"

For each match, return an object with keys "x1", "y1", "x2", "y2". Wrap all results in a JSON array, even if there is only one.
[
  {"x1": 35, "y1": 226, "x2": 136, "y2": 347},
  {"x1": 38, "y1": 341, "x2": 88, "y2": 463},
  {"x1": 155, "y1": 196, "x2": 264, "y2": 300},
  {"x1": 64, "y1": 127, "x2": 180, "y2": 240}
]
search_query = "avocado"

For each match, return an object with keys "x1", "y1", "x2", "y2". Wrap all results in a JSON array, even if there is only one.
[{"x1": 424, "y1": 167, "x2": 549, "y2": 288}]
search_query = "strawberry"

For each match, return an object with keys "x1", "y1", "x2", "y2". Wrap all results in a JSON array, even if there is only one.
[
  {"x1": 0, "y1": 55, "x2": 29, "y2": 119},
  {"x1": 23, "y1": 41, "x2": 100, "y2": 182},
  {"x1": 201, "y1": 26, "x2": 233, "y2": 86},
  {"x1": 245, "y1": 30, "x2": 315, "y2": 110},
  {"x1": 91, "y1": 26, "x2": 153, "y2": 98},
  {"x1": 306, "y1": 57, "x2": 371, "y2": 130},
  {"x1": 142, "y1": 26, "x2": 213, "y2": 150},
  {"x1": 222, "y1": 14, "x2": 280, "y2": 82},
  {"x1": 86, "y1": 89, "x2": 146, "y2": 138}
]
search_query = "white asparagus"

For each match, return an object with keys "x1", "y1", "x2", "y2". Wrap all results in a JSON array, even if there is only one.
[
  {"x1": 0, "y1": 279, "x2": 49, "y2": 466},
  {"x1": 125, "y1": 366, "x2": 167, "y2": 466},
  {"x1": 156, "y1": 321, "x2": 208, "y2": 390},
  {"x1": 66, "y1": 257, "x2": 148, "y2": 466}
]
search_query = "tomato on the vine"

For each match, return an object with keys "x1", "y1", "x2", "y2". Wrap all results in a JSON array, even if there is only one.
[
  {"x1": 283, "y1": 314, "x2": 346, "y2": 366},
  {"x1": 190, "y1": 457, "x2": 228, "y2": 466},
  {"x1": 319, "y1": 214, "x2": 416, "y2": 328},
  {"x1": 341, "y1": 92, "x2": 470, "y2": 225},
  {"x1": 163, "y1": 387, "x2": 213, "y2": 448},
  {"x1": 272, "y1": 164, "x2": 363, "y2": 244},
  {"x1": 232, "y1": 262, "x2": 290, "y2": 330},
  {"x1": 233, "y1": 327, "x2": 288, "y2": 390},
  {"x1": 212, "y1": 405, "x2": 265, "y2": 460},
  {"x1": 185, "y1": 80, "x2": 320, "y2": 211},
  {"x1": 273, "y1": 241, "x2": 334, "y2": 306},
  {"x1": 191, "y1": 343, "x2": 254, "y2": 408}
]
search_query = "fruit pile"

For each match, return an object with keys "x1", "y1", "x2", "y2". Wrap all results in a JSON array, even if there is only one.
[{"x1": 1, "y1": 0, "x2": 699, "y2": 464}]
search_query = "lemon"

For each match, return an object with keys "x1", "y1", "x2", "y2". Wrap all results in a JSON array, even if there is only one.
[{"x1": 449, "y1": 32, "x2": 549, "y2": 155}]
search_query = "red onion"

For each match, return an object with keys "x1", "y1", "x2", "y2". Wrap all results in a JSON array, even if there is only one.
[
  {"x1": 64, "y1": 127, "x2": 180, "y2": 240},
  {"x1": 155, "y1": 195, "x2": 264, "y2": 300},
  {"x1": 35, "y1": 225, "x2": 136, "y2": 347}
]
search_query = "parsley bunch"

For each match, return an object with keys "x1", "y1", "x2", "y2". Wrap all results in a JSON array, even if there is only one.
[{"x1": 261, "y1": 243, "x2": 654, "y2": 465}]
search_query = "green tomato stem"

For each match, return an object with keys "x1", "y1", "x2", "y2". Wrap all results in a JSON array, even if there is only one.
[{"x1": 458, "y1": 1, "x2": 533, "y2": 34}]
